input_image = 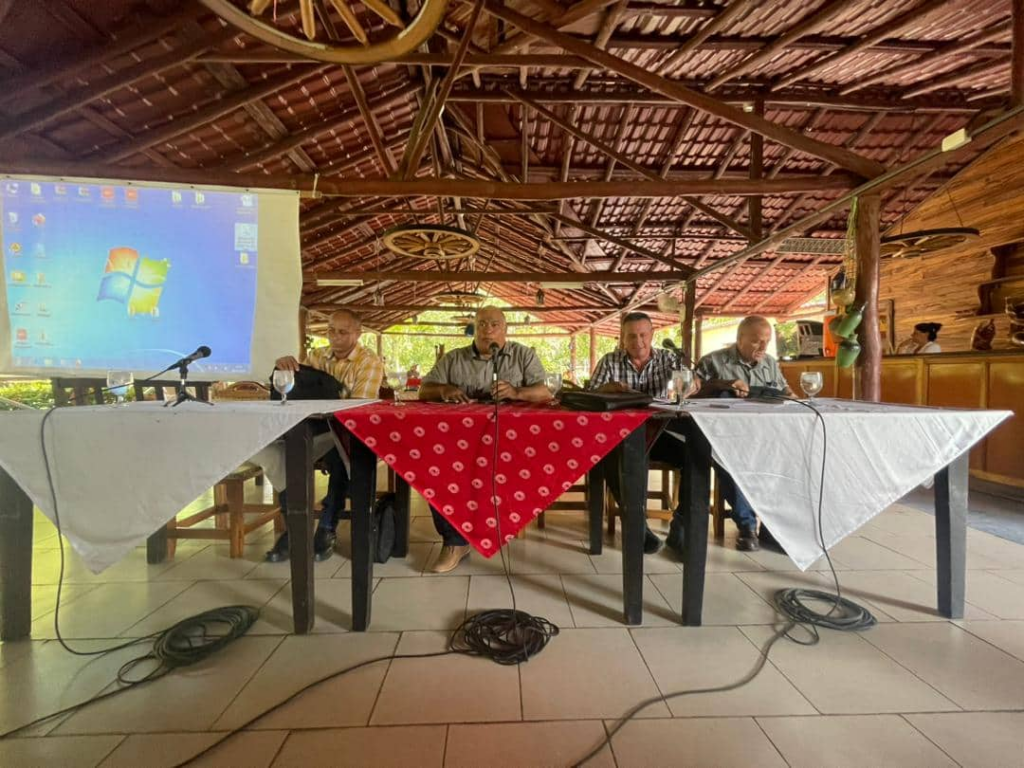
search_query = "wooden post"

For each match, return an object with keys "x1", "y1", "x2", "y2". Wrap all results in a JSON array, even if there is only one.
[
  {"x1": 853, "y1": 194, "x2": 881, "y2": 401},
  {"x1": 376, "y1": 331, "x2": 383, "y2": 359},
  {"x1": 298, "y1": 305, "x2": 309, "y2": 362},
  {"x1": 589, "y1": 327, "x2": 598, "y2": 374},
  {"x1": 749, "y1": 99, "x2": 764, "y2": 241},
  {"x1": 682, "y1": 281, "x2": 696, "y2": 361},
  {"x1": 569, "y1": 332, "x2": 578, "y2": 380},
  {"x1": 1014, "y1": 0, "x2": 1024, "y2": 107},
  {"x1": 693, "y1": 311, "x2": 704, "y2": 362}
]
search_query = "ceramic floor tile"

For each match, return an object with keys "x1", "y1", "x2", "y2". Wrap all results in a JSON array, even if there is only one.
[
  {"x1": 862, "y1": 622, "x2": 1024, "y2": 710},
  {"x1": 956, "y1": 619, "x2": 1024, "y2": 662},
  {"x1": 908, "y1": 569, "x2": 1024, "y2": 619},
  {"x1": 651, "y1": 572, "x2": 779, "y2": 625},
  {"x1": 154, "y1": 545, "x2": 265, "y2": 581},
  {"x1": 56, "y1": 636, "x2": 282, "y2": 734},
  {"x1": 736, "y1": 545, "x2": 836, "y2": 571},
  {"x1": 272, "y1": 725, "x2": 445, "y2": 768},
  {"x1": 859, "y1": 530, "x2": 1010, "y2": 571},
  {"x1": 370, "y1": 632, "x2": 520, "y2": 725},
  {"x1": 631, "y1": 626, "x2": 816, "y2": 716},
  {"x1": 100, "y1": 731, "x2": 287, "y2": 768},
  {"x1": 336, "y1": 543, "x2": 435, "y2": 578},
  {"x1": 587, "y1": 541, "x2": 682, "y2": 575},
  {"x1": 30, "y1": 583, "x2": 99, "y2": 621},
  {"x1": 0, "y1": 735, "x2": 124, "y2": 768},
  {"x1": 466, "y1": 575, "x2": 574, "y2": 628},
  {"x1": 739, "y1": 625, "x2": 959, "y2": 714},
  {"x1": 0, "y1": 638, "x2": 37, "y2": 670},
  {"x1": 445, "y1": 721, "x2": 615, "y2": 768},
  {"x1": 862, "y1": 505, "x2": 939, "y2": 537},
  {"x1": 251, "y1": 578, "x2": 367, "y2": 635},
  {"x1": 757, "y1": 715, "x2": 957, "y2": 768},
  {"x1": 734, "y1": 570, "x2": 853, "y2": 615},
  {"x1": 827, "y1": 536, "x2": 934, "y2": 570},
  {"x1": 519, "y1": 628, "x2": 669, "y2": 721},
  {"x1": 32, "y1": 546, "x2": 180, "y2": 585},
  {"x1": 832, "y1": 570, "x2": 997, "y2": 622},
  {"x1": 609, "y1": 717, "x2": 788, "y2": 768},
  {"x1": 563, "y1": 575, "x2": 678, "y2": 627},
  {"x1": 505, "y1": 538, "x2": 598, "y2": 575},
  {"x1": 0, "y1": 640, "x2": 177, "y2": 737},
  {"x1": 994, "y1": 569, "x2": 1024, "y2": 585},
  {"x1": 123, "y1": 579, "x2": 287, "y2": 636},
  {"x1": 419, "y1": 543, "x2": 509, "y2": 578},
  {"x1": 215, "y1": 634, "x2": 398, "y2": 730},
  {"x1": 29, "y1": 581, "x2": 192, "y2": 639},
  {"x1": 905, "y1": 712, "x2": 1024, "y2": 768},
  {"x1": 244, "y1": 552, "x2": 346, "y2": 581},
  {"x1": 366, "y1": 577, "x2": 469, "y2": 632},
  {"x1": 965, "y1": 529, "x2": 1024, "y2": 569}
]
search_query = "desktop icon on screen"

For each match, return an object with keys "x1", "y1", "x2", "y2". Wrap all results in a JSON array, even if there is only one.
[
  {"x1": 32, "y1": 213, "x2": 45, "y2": 227},
  {"x1": 8, "y1": 242, "x2": 21, "y2": 256},
  {"x1": 239, "y1": 252, "x2": 250, "y2": 265},
  {"x1": 78, "y1": 186, "x2": 90, "y2": 198},
  {"x1": 240, "y1": 194, "x2": 254, "y2": 207},
  {"x1": 171, "y1": 190, "x2": 182, "y2": 204},
  {"x1": 7, "y1": 211, "x2": 18, "y2": 225},
  {"x1": 30, "y1": 183, "x2": 42, "y2": 196},
  {"x1": 10, "y1": 270, "x2": 26, "y2": 283},
  {"x1": 36, "y1": 272, "x2": 47, "y2": 286},
  {"x1": 5, "y1": 182, "x2": 19, "y2": 195},
  {"x1": 101, "y1": 186, "x2": 115, "y2": 201},
  {"x1": 15, "y1": 328, "x2": 27, "y2": 342},
  {"x1": 194, "y1": 191, "x2": 205, "y2": 205},
  {"x1": 125, "y1": 188, "x2": 139, "y2": 203},
  {"x1": 54, "y1": 184, "x2": 67, "y2": 196}
]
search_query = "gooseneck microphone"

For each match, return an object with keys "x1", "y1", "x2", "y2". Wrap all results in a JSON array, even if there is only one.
[
  {"x1": 662, "y1": 338, "x2": 693, "y2": 368},
  {"x1": 175, "y1": 345, "x2": 212, "y2": 368}
]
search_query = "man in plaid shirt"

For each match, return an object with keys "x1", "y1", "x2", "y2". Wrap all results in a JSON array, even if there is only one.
[{"x1": 590, "y1": 312, "x2": 699, "y2": 557}]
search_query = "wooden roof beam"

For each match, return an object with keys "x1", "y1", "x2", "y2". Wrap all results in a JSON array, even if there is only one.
[
  {"x1": 547, "y1": 212, "x2": 695, "y2": 274},
  {"x1": 902, "y1": 56, "x2": 1011, "y2": 99},
  {"x1": 342, "y1": 66, "x2": 397, "y2": 176},
  {"x1": 707, "y1": 0, "x2": 850, "y2": 91},
  {"x1": 1014, "y1": 0, "x2": 1024, "y2": 107},
  {"x1": 771, "y1": 0, "x2": 951, "y2": 92},
  {"x1": 310, "y1": 302, "x2": 618, "y2": 313},
  {"x1": 309, "y1": 270, "x2": 695, "y2": 284},
  {"x1": 481, "y1": 0, "x2": 886, "y2": 178},
  {"x1": 655, "y1": 0, "x2": 756, "y2": 75},
  {"x1": 840, "y1": 19, "x2": 1014, "y2": 96},
  {"x1": 0, "y1": 27, "x2": 237, "y2": 144}
]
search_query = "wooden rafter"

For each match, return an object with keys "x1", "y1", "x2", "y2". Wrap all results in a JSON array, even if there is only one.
[
  {"x1": 343, "y1": 65, "x2": 396, "y2": 176},
  {"x1": 310, "y1": 270, "x2": 695, "y2": 283},
  {"x1": 902, "y1": 57, "x2": 1011, "y2": 99},
  {"x1": 655, "y1": 0, "x2": 756, "y2": 75},
  {"x1": 481, "y1": 0, "x2": 886, "y2": 178}
]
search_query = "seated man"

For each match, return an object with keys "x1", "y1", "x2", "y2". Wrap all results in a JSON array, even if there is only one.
[
  {"x1": 694, "y1": 315, "x2": 791, "y2": 552},
  {"x1": 590, "y1": 311, "x2": 699, "y2": 556},
  {"x1": 260, "y1": 308, "x2": 385, "y2": 562},
  {"x1": 419, "y1": 306, "x2": 550, "y2": 573}
]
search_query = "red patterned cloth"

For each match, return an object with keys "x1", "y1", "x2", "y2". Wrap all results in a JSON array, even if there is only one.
[{"x1": 336, "y1": 402, "x2": 651, "y2": 557}]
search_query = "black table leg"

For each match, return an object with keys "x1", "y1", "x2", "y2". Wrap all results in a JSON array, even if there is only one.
[
  {"x1": 587, "y1": 464, "x2": 606, "y2": 555},
  {"x1": 0, "y1": 465, "x2": 34, "y2": 641},
  {"x1": 146, "y1": 525, "x2": 169, "y2": 564},
  {"x1": 618, "y1": 427, "x2": 648, "y2": 625},
  {"x1": 393, "y1": 477, "x2": 411, "y2": 559},
  {"x1": 285, "y1": 420, "x2": 315, "y2": 634},
  {"x1": 349, "y1": 438, "x2": 378, "y2": 631},
  {"x1": 680, "y1": 420, "x2": 711, "y2": 626},
  {"x1": 935, "y1": 452, "x2": 968, "y2": 619}
]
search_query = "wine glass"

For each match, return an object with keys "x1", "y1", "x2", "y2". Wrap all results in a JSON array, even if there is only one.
[
  {"x1": 800, "y1": 371, "x2": 824, "y2": 399},
  {"x1": 272, "y1": 369, "x2": 295, "y2": 405},
  {"x1": 544, "y1": 372, "x2": 562, "y2": 401},
  {"x1": 672, "y1": 369, "x2": 694, "y2": 404},
  {"x1": 388, "y1": 369, "x2": 406, "y2": 404},
  {"x1": 106, "y1": 370, "x2": 134, "y2": 406}
]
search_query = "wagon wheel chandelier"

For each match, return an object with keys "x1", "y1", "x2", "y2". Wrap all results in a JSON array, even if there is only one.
[
  {"x1": 879, "y1": 227, "x2": 980, "y2": 259},
  {"x1": 200, "y1": 0, "x2": 449, "y2": 65},
  {"x1": 382, "y1": 223, "x2": 482, "y2": 261}
]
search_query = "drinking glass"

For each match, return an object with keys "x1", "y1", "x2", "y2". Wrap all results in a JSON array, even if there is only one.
[
  {"x1": 672, "y1": 368, "x2": 694, "y2": 404},
  {"x1": 272, "y1": 369, "x2": 295, "y2": 405},
  {"x1": 388, "y1": 369, "x2": 406, "y2": 405},
  {"x1": 800, "y1": 371, "x2": 824, "y2": 399},
  {"x1": 106, "y1": 370, "x2": 134, "y2": 406},
  {"x1": 544, "y1": 372, "x2": 562, "y2": 401}
]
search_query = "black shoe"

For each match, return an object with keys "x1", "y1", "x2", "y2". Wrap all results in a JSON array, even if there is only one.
[
  {"x1": 665, "y1": 522, "x2": 685, "y2": 559},
  {"x1": 313, "y1": 526, "x2": 337, "y2": 561},
  {"x1": 643, "y1": 527, "x2": 663, "y2": 555},
  {"x1": 758, "y1": 525, "x2": 783, "y2": 552},
  {"x1": 265, "y1": 532, "x2": 289, "y2": 562},
  {"x1": 736, "y1": 526, "x2": 760, "y2": 552}
]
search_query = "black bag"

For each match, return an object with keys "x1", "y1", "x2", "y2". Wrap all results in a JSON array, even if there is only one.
[
  {"x1": 373, "y1": 492, "x2": 398, "y2": 564},
  {"x1": 559, "y1": 390, "x2": 653, "y2": 412},
  {"x1": 269, "y1": 364, "x2": 344, "y2": 401}
]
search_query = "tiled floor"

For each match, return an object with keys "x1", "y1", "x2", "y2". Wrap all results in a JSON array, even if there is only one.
[{"x1": 3, "y1": 481, "x2": 1024, "y2": 767}]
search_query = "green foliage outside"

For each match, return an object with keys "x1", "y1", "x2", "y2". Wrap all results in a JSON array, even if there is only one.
[{"x1": 0, "y1": 380, "x2": 55, "y2": 409}]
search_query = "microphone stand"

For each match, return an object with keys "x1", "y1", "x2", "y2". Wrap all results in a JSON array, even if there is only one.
[{"x1": 165, "y1": 359, "x2": 213, "y2": 408}]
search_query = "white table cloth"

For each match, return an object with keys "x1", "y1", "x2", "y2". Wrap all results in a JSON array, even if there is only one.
[
  {"x1": 0, "y1": 400, "x2": 373, "y2": 572},
  {"x1": 655, "y1": 399, "x2": 1010, "y2": 570}
]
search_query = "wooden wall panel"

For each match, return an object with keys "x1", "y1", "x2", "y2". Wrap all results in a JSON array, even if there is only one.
[
  {"x1": 880, "y1": 360, "x2": 921, "y2": 404},
  {"x1": 928, "y1": 362, "x2": 988, "y2": 470},
  {"x1": 985, "y1": 361, "x2": 1024, "y2": 485}
]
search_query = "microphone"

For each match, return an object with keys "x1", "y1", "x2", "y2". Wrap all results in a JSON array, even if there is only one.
[
  {"x1": 488, "y1": 342, "x2": 500, "y2": 382},
  {"x1": 662, "y1": 338, "x2": 692, "y2": 368},
  {"x1": 174, "y1": 345, "x2": 212, "y2": 368}
]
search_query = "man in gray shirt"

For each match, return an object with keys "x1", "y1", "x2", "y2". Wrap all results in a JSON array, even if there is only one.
[
  {"x1": 419, "y1": 306, "x2": 550, "y2": 572},
  {"x1": 695, "y1": 315, "x2": 791, "y2": 552}
]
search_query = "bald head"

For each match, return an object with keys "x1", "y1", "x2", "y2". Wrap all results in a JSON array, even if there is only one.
[
  {"x1": 326, "y1": 309, "x2": 362, "y2": 358},
  {"x1": 736, "y1": 315, "x2": 772, "y2": 364}
]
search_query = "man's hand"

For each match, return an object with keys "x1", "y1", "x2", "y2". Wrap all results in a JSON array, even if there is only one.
[
  {"x1": 275, "y1": 355, "x2": 301, "y2": 371},
  {"x1": 595, "y1": 382, "x2": 632, "y2": 394},
  {"x1": 729, "y1": 380, "x2": 750, "y2": 397},
  {"x1": 685, "y1": 377, "x2": 702, "y2": 398},
  {"x1": 441, "y1": 385, "x2": 472, "y2": 403},
  {"x1": 491, "y1": 380, "x2": 519, "y2": 401}
]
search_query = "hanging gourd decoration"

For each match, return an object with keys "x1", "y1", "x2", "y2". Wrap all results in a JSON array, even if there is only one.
[{"x1": 832, "y1": 198, "x2": 862, "y2": 369}]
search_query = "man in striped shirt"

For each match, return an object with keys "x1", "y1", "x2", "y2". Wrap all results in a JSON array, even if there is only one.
[
  {"x1": 590, "y1": 312, "x2": 699, "y2": 557},
  {"x1": 263, "y1": 309, "x2": 385, "y2": 562}
]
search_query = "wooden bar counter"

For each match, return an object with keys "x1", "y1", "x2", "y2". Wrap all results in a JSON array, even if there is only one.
[{"x1": 780, "y1": 351, "x2": 1024, "y2": 490}]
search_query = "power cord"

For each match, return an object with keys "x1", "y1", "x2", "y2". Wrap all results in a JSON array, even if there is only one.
[{"x1": 572, "y1": 393, "x2": 875, "y2": 766}]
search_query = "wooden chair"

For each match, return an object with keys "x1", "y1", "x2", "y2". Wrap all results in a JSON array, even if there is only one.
[{"x1": 604, "y1": 461, "x2": 678, "y2": 536}]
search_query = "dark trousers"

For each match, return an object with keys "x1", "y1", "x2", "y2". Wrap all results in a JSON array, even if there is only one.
[
  {"x1": 280, "y1": 447, "x2": 349, "y2": 533},
  {"x1": 605, "y1": 432, "x2": 689, "y2": 529},
  {"x1": 431, "y1": 507, "x2": 468, "y2": 546}
]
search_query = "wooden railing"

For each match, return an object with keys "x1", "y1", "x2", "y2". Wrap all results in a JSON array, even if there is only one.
[{"x1": 780, "y1": 351, "x2": 1024, "y2": 489}]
